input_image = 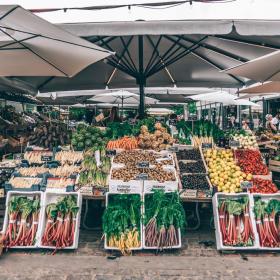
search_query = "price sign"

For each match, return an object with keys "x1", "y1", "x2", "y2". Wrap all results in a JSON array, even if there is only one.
[
  {"x1": 155, "y1": 116, "x2": 165, "y2": 123},
  {"x1": 152, "y1": 185, "x2": 165, "y2": 191},
  {"x1": 137, "y1": 161, "x2": 149, "y2": 168},
  {"x1": 116, "y1": 185, "x2": 131, "y2": 193},
  {"x1": 106, "y1": 149, "x2": 116, "y2": 157},
  {"x1": 136, "y1": 173, "x2": 148, "y2": 180},
  {"x1": 229, "y1": 140, "x2": 240, "y2": 148},
  {"x1": 187, "y1": 114, "x2": 198, "y2": 121},
  {"x1": 168, "y1": 146, "x2": 179, "y2": 152},
  {"x1": 202, "y1": 143, "x2": 213, "y2": 149},
  {"x1": 241, "y1": 181, "x2": 253, "y2": 190},
  {"x1": 41, "y1": 155, "x2": 53, "y2": 162},
  {"x1": 182, "y1": 189, "x2": 197, "y2": 198},
  {"x1": 13, "y1": 153, "x2": 23, "y2": 160},
  {"x1": 169, "y1": 119, "x2": 177, "y2": 126}
]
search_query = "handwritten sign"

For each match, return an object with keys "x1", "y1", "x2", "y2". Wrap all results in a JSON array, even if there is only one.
[
  {"x1": 202, "y1": 143, "x2": 213, "y2": 149},
  {"x1": 229, "y1": 140, "x2": 240, "y2": 148},
  {"x1": 106, "y1": 149, "x2": 116, "y2": 157},
  {"x1": 136, "y1": 173, "x2": 148, "y2": 180},
  {"x1": 13, "y1": 153, "x2": 23, "y2": 160},
  {"x1": 241, "y1": 181, "x2": 253, "y2": 190},
  {"x1": 41, "y1": 155, "x2": 53, "y2": 162},
  {"x1": 137, "y1": 161, "x2": 149, "y2": 168}
]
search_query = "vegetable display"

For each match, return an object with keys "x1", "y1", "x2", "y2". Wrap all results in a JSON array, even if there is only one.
[
  {"x1": 205, "y1": 149, "x2": 247, "y2": 193},
  {"x1": 41, "y1": 195, "x2": 79, "y2": 248},
  {"x1": 24, "y1": 151, "x2": 53, "y2": 164},
  {"x1": 192, "y1": 136, "x2": 214, "y2": 148},
  {"x1": 28, "y1": 121, "x2": 70, "y2": 149},
  {"x1": 176, "y1": 149, "x2": 202, "y2": 161},
  {"x1": 8, "y1": 177, "x2": 41, "y2": 189},
  {"x1": 235, "y1": 149, "x2": 268, "y2": 175},
  {"x1": 107, "y1": 136, "x2": 139, "y2": 150},
  {"x1": 144, "y1": 191, "x2": 185, "y2": 249},
  {"x1": 46, "y1": 178, "x2": 75, "y2": 189},
  {"x1": 232, "y1": 133, "x2": 258, "y2": 149},
  {"x1": 179, "y1": 160, "x2": 206, "y2": 174},
  {"x1": 71, "y1": 125, "x2": 107, "y2": 151},
  {"x1": 250, "y1": 179, "x2": 278, "y2": 194},
  {"x1": 2, "y1": 195, "x2": 41, "y2": 247},
  {"x1": 102, "y1": 194, "x2": 141, "y2": 255},
  {"x1": 55, "y1": 151, "x2": 83, "y2": 165},
  {"x1": 138, "y1": 123, "x2": 174, "y2": 151},
  {"x1": 218, "y1": 197, "x2": 254, "y2": 247},
  {"x1": 181, "y1": 174, "x2": 209, "y2": 190},
  {"x1": 254, "y1": 198, "x2": 280, "y2": 247}
]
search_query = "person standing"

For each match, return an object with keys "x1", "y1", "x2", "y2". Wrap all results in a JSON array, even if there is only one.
[
  {"x1": 266, "y1": 114, "x2": 277, "y2": 133},
  {"x1": 272, "y1": 113, "x2": 279, "y2": 130}
]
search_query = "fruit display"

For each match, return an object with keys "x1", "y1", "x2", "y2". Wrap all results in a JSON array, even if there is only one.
[
  {"x1": 181, "y1": 174, "x2": 210, "y2": 190},
  {"x1": 111, "y1": 164, "x2": 176, "y2": 182},
  {"x1": 24, "y1": 151, "x2": 53, "y2": 164},
  {"x1": 71, "y1": 125, "x2": 107, "y2": 151},
  {"x1": 8, "y1": 177, "x2": 41, "y2": 189},
  {"x1": 78, "y1": 150, "x2": 111, "y2": 187},
  {"x1": 2, "y1": 195, "x2": 41, "y2": 247},
  {"x1": 205, "y1": 149, "x2": 248, "y2": 193},
  {"x1": 55, "y1": 151, "x2": 83, "y2": 165},
  {"x1": 46, "y1": 178, "x2": 75, "y2": 189},
  {"x1": 254, "y1": 198, "x2": 280, "y2": 247},
  {"x1": 144, "y1": 190, "x2": 185, "y2": 249},
  {"x1": 28, "y1": 121, "x2": 70, "y2": 149},
  {"x1": 18, "y1": 167, "x2": 48, "y2": 177},
  {"x1": 138, "y1": 123, "x2": 174, "y2": 151},
  {"x1": 250, "y1": 178, "x2": 278, "y2": 194},
  {"x1": 178, "y1": 160, "x2": 206, "y2": 174},
  {"x1": 218, "y1": 197, "x2": 255, "y2": 247},
  {"x1": 107, "y1": 136, "x2": 139, "y2": 150},
  {"x1": 103, "y1": 194, "x2": 141, "y2": 255},
  {"x1": 232, "y1": 133, "x2": 258, "y2": 149},
  {"x1": 234, "y1": 149, "x2": 269, "y2": 175},
  {"x1": 176, "y1": 149, "x2": 202, "y2": 161}
]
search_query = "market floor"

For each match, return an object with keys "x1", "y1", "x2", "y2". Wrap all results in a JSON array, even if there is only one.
[{"x1": 0, "y1": 230, "x2": 280, "y2": 280}]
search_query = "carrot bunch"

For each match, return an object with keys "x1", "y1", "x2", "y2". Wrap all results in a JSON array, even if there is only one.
[{"x1": 107, "y1": 136, "x2": 139, "y2": 150}]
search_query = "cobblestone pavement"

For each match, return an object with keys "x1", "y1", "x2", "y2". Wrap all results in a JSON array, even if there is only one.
[{"x1": 0, "y1": 230, "x2": 279, "y2": 280}]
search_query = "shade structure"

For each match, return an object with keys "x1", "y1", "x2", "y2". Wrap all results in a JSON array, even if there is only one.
[
  {"x1": 147, "y1": 108, "x2": 174, "y2": 115},
  {"x1": 9, "y1": 19, "x2": 280, "y2": 116},
  {"x1": 189, "y1": 91, "x2": 260, "y2": 106},
  {"x1": 88, "y1": 90, "x2": 158, "y2": 105},
  {"x1": 239, "y1": 81, "x2": 280, "y2": 94},
  {"x1": 224, "y1": 50, "x2": 280, "y2": 83},
  {"x1": 0, "y1": 5, "x2": 112, "y2": 77}
]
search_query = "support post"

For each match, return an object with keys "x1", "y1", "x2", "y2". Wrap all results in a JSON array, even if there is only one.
[{"x1": 138, "y1": 35, "x2": 145, "y2": 119}]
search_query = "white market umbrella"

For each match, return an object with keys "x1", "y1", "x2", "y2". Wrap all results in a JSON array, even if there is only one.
[
  {"x1": 0, "y1": 5, "x2": 112, "y2": 77},
  {"x1": 224, "y1": 50, "x2": 280, "y2": 82},
  {"x1": 71, "y1": 103, "x2": 86, "y2": 108},
  {"x1": 147, "y1": 108, "x2": 174, "y2": 116},
  {"x1": 238, "y1": 81, "x2": 280, "y2": 95}
]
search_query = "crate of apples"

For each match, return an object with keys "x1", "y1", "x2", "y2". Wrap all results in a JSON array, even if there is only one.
[{"x1": 204, "y1": 149, "x2": 252, "y2": 193}]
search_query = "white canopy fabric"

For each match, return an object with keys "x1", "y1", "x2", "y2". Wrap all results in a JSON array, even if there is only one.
[
  {"x1": 147, "y1": 108, "x2": 174, "y2": 116},
  {"x1": 189, "y1": 91, "x2": 260, "y2": 106},
  {"x1": 224, "y1": 50, "x2": 280, "y2": 83},
  {"x1": 239, "y1": 81, "x2": 280, "y2": 94},
  {"x1": 0, "y1": 5, "x2": 112, "y2": 77},
  {"x1": 88, "y1": 90, "x2": 158, "y2": 105}
]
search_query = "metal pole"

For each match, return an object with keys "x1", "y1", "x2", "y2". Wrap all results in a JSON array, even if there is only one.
[
  {"x1": 138, "y1": 35, "x2": 145, "y2": 119},
  {"x1": 262, "y1": 97, "x2": 266, "y2": 127}
]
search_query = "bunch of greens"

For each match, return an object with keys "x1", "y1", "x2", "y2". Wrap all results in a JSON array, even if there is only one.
[
  {"x1": 102, "y1": 194, "x2": 142, "y2": 255},
  {"x1": 144, "y1": 190, "x2": 185, "y2": 248}
]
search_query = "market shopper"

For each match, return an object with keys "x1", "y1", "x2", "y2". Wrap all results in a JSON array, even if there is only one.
[
  {"x1": 272, "y1": 113, "x2": 280, "y2": 130},
  {"x1": 266, "y1": 114, "x2": 277, "y2": 133},
  {"x1": 241, "y1": 119, "x2": 251, "y2": 131}
]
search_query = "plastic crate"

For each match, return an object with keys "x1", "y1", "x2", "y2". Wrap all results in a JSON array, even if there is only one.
[
  {"x1": 212, "y1": 192, "x2": 259, "y2": 251},
  {"x1": 104, "y1": 192, "x2": 143, "y2": 251},
  {"x1": 38, "y1": 191, "x2": 82, "y2": 250},
  {"x1": 1, "y1": 191, "x2": 44, "y2": 249}
]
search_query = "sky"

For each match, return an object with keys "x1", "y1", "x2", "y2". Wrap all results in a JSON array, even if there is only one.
[{"x1": 1, "y1": 0, "x2": 280, "y2": 23}]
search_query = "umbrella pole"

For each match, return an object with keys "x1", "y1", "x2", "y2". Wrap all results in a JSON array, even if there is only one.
[
  {"x1": 122, "y1": 96, "x2": 124, "y2": 120},
  {"x1": 138, "y1": 35, "x2": 145, "y2": 119}
]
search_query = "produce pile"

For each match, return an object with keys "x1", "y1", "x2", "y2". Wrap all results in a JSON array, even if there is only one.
[
  {"x1": 111, "y1": 164, "x2": 176, "y2": 182},
  {"x1": 48, "y1": 165, "x2": 81, "y2": 178},
  {"x1": 138, "y1": 123, "x2": 174, "y2": 151},
  {"x1": 41, "y1": 195, "x2": 79, "y2": 248},
  {"x1": 102, "y1": 194, "x2": 141, "y2": 255},
  {"x1": 107, "y1": 136, "x2": 138, "y2": 150},
  {"x1": 254, "y1": 199, "x2": 280, "y2": 247},
  {"x1": 181, "y1": 174, "x2": 209, "y2": 190},
  {"x1": 144, "y1": 191, "x2": 185, "y2": 249},
  {"x1": 234, "y1": 149, "x2": 268, "y2": 175},
  {"x1": 113, "y1": 150, "x2": 158, "y2": 166},
  {"x1": 192, "y1": 136, "x2": 213, "y2": 148},
  {"x1": 24, "y1": 151, "x2": 53, "y2": 164},
  {"x1": 18, "y1": 167, "x2": 48, "y2": 177},
  {"x1": 78, "y1": 150, "x2": 111, "y2": 187},
  {"x1": 8, "y1": 177, "x2": 41, "y2": 189},
  {"x1": 71, "y1": 125, "x2": 107, "y2": 151},
  {"x1": 231, "y1": 133, "x2": 258, "y2": 149},
  {"x1": 0, "y1": 167, "x2": 15, "y2": 188},
  {"x1": 2, "y1": 195, "x2": 41, "y2": 247},
  {"x1": 178, "y1": 160, "x2": 206, "y2": 174},
  {"x1": 218, "y1": 197, "x2": 255, "y2": 247},
  {"x1": 46, "y1": 178, "x2": 75, "y2": 189},
  {"x1": 28, "y1": 121, "x2": 70, "y2": 149},
  {"x1": 205, "y1": 149, "x2": 248, "y2": 193},
  {"x1": 176, "y1": 149, "x2": 202, "y2": 161},
  {"x1": 54, "y1": 151, "x2": 83, "y2": 165},
  {"x1": 250, "y1": 178, "x2": 278, "y2": 194}
]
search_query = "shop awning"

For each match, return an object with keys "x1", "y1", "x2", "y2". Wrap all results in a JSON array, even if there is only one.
[
  {"x1": 0, "y1": 5, "x2": 112, "y2": 77},
  {"x1": 239, "y1": 81, "x2": 280, "y2": 94}
]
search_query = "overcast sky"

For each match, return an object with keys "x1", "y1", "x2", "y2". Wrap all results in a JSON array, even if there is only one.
[{"x1": 1, "y1": 0, "x2": 280, "y2": 23}]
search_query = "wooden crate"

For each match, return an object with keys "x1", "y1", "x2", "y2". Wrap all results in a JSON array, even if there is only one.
[{"x1": 269, "y1": 159, "x2": 280, "y2": 172}]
